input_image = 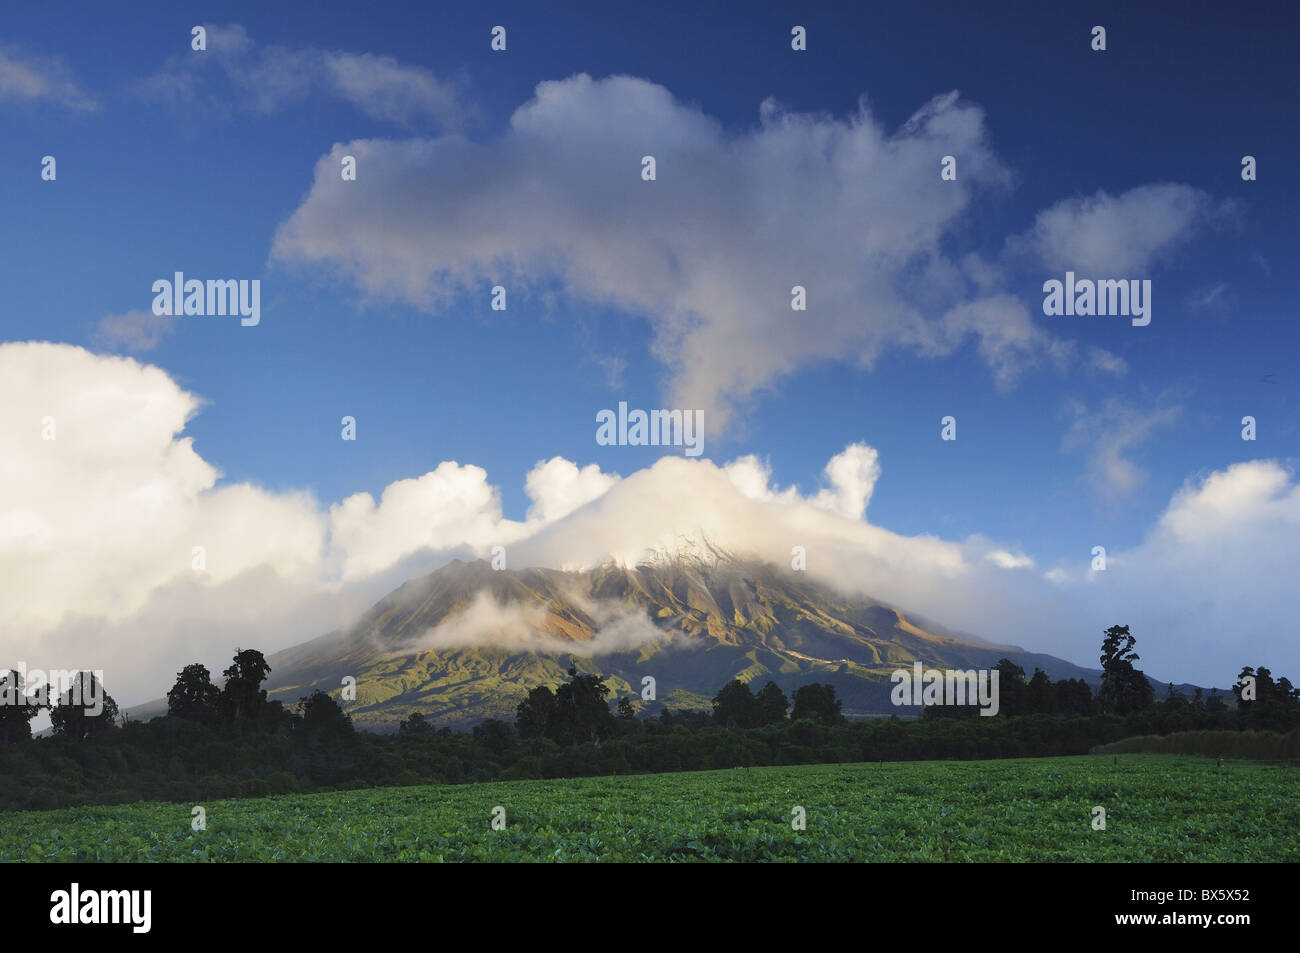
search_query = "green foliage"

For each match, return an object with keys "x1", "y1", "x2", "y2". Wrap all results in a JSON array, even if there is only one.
[
  {"x1": 221, "y1": 648, "x2": 272, "y2": 728},
  {"x1": 1098, "y1": 625, "x2": 1154, "y2": 715},
  {"x1": 712, "y1": 679, "x2": 760, "y2": 728},
  {"x1": 298, "y1": 691, "x2": 353, "y2": 740},
  {"x1": 515, "y1": 686, "x2": 556, "y2": 740},
  {"x1": 167, "y1": 664, "x2": 220, "y2": 726},
  {"x1": 791, "y1": 683, "x2": 843, "y2": 725},
  {"x1": 0, "y1": 671, "x2": 39, "y2": 745},
  {"x1": 515, "y1": 669, "x2": 615, "y2": 744},
  {"x1": 48, "y1": 673, "x2": 119, "y2": 742},
  {"x1": 3, "y1": 755, "x2": 1294, "y2": 862},
  {"x1": 398, "y1": 712, "x2": 432, "y2": 735},
  {"x1": 1094, "y1": 728, "x2": 1300, "y2": 761},
  {"x1": 8, "y1": 646, "x2": 1299, "y2": 820},
  {"x1": 1232, "y1": 666, "x2": 1300, "y2": 730},
  {"x1": 755, "y1": 682, "x2": 789, "y2": 726}
]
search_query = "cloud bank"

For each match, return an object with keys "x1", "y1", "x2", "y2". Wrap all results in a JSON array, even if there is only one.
[{"x1": 2, "y1": 343, "x2": 1293, "y2": 705}]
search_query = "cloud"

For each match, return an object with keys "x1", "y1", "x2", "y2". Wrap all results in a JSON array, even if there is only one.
[
  {"x1": 1187, "y1": 281, "x2": 1233, "y2": 313},
  {"x1": 329, "y1": 462, "x2": 522, "y2": 582},
  {"x1": 396, "y1": 589, "x2": 666, "y2": 656},
  {"x1": 3, "y1": 344, "x2": 1293, "y2": 704},
  {"x1": 524, "y1": 457, "x2": 621, "y2": 523},
  {"x1": 328, "y1": 456, "x2": 622, "y2": 582},
  {"x1": 271, "y1": 75, "x2": 1131, "y2": 429},
  {"x1": 929, "y1": 295, "x2": 1079, "y2": 389},
  {"x1": 983, "y1": 549, "x2": 1034, "y2": 569},
  {"x1": 724, "y1": 443, "x2": 880, "y2": 520},
  {"x1": 0, "y1": 44, "x2": 96, "y2": 111},
  {"x1": 92, "y1": 310, "x2": 175, "y2": 353},
  {"x1": 1045, "y1": 460, "x2": 1300, "y2": 683},
  {"x1": 0, "y1": 343, "x2": 328, "y2": 701},
  {"x1": 1062, "y1": 396, "x2": 1183, "y2": 497},
  {"x1": 137, "y1": 24, "x2": 464, "y2": 128},
  {"x1": 1014, "y1": 183, "x2": 1229, "y2": 275}
]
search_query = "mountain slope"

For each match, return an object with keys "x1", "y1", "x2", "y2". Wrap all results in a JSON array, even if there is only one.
[{"x1": 260, "y1": 549, "x2": 1105, "y2": 730}]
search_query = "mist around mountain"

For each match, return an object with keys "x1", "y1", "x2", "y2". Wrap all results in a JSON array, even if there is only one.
[{"x1": 255, "y1": 542, "x2": 1127, "y2": 731}]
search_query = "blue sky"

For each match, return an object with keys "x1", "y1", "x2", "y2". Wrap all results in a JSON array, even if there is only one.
[{"x1": 2, "y1": 0, "x2": 1297, "y2": 692}]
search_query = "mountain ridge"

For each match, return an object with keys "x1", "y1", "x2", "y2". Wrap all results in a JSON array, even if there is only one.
[{"x1": 255, "y1": 552, "x2": 1112, "y2": 730}]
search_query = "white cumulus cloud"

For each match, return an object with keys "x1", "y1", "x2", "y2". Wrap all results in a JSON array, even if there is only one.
[
  {"x1": 271, "y1": 75, "x2": 1130, "y2": 429},
  {"x1": 3, "y1": 343, "x2": 1294, "y2": 704}
]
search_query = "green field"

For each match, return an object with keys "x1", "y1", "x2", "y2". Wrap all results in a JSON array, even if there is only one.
[{"x1": 3, "y1": 755, "x2": 1295, "y2": 862}]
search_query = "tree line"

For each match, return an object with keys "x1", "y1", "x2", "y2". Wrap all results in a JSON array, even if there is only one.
[{"x1": 1, "y1": 625, "x2": 1296, "y2": 812}]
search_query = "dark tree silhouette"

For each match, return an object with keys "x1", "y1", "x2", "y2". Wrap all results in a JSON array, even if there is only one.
[
  {"x1": 398, "y1": 712, "x2": 433, "y2": 735},
  {"x1": 552, "y1": 667, "x2": 615, "y2": 743},
  {"x1": 992, "y1": 659, "x2": 1029, "y2": 717},
  {"x1": 1026, "y1": 668, "x2": 1054, "y2": 714},
  {"x1": 755, "y1": 681, "x2": 790, "y2": 726},
  {"x1": 712, "y1": 679, "x2": 760, "y2": 728},
  {"x1": 515, "y1": 685, "x2": 557, "y2": 739},
  {"x1": 221, "y1": 648, "x2": 272, "y2": 728},
  {"x1": 297, "y1": 690, "x2": 353, "y2": 739},
  {"x1": 167, "y1": 663, "x2": 221, "y2": 725},
  {"x1": 49, "y1": 672, "x2": 120, "y2": 742},
  {"x1": 0, "y1": 670, "x2": 39, "y2": 744},
  {"x1": 791, "y1": 683, "x2": 844, "y2": 725},
  {"x1": 1097, "y1": 625, "x2": 1154, "y2": 715}
]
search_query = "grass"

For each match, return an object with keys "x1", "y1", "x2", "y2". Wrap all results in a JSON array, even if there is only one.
[{"x1": 3, "y1": 754, "x2": 1295, "y2": 862}]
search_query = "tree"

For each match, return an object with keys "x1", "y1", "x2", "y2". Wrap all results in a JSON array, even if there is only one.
[
  {"x1": 992, "y1": 659, "x2": 1028, "y2": 717},
  {"x1": 755, "y1": 681, "x2": 790, "y2": 726},
  {"x1": 167, "y1": 663, "x2": 220, "y2": 725},
  {"x1": 49, "y1": 672, "x2": 120, "y2": 742},
  {"x1": 398, "y1": 712, "x2": 433, "y2": 735},
  {"x1": 1233, "y1": 665, "x2": 1300, "y2": 728},
  {"x1": 1161, "y1": 683, "x2": 1190, "y2": 712},
  {"x1": 1025, "y1": 668, "x2": 1054, "y2": 714},
  {"x1": 712, "y1": 679, "x2": 760, "y2": 728},
  {"x1": 517, "y1": 668, "x2": 619, "y2": 744},
  {"x1": 220, "y1": 648, "x2": 272, "y2": 728},
  {"x1": 1097, "y1": 625, "x2": 1154, "y2": 715},
  {"x1": 1277, "y1": 677, "x2": 1299, "y2": 705},
  {"x1": 616, "y1": 697, "x2": 636, "y2": 720},
  {"x1": 791, "y1": 683, "x2": 844, "y2": 725},
  {"x1": 473, "y1": 718, "x2": 518, "y2": 756},
  {"x1": 1233, "y1": 666, "x2": 1256, "y2": 708},
  {"x1": 0, "y1": 670, "x2": 38, "y2": 744},
  {"x1": 1055, "y1": 678, "x2": 1094, "y2": 716},
  {"x1": 515, "y1": 685, "x2": 557, "y2": 739},
  {"x1": 552, "y1": 667, "x2": 615, "y2": 744},
  {"x1": 297, "y1": 690, "x2": 353, "y2": 740}
]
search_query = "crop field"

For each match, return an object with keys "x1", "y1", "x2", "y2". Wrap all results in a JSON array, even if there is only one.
[{"x1": 3, "y1": 754, "x2": 1295, "y2": 862}]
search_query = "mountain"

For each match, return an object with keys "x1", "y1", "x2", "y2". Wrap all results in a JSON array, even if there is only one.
[{"x1": 258, "y1": 544, "x2": 1108, "y2": 731}]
